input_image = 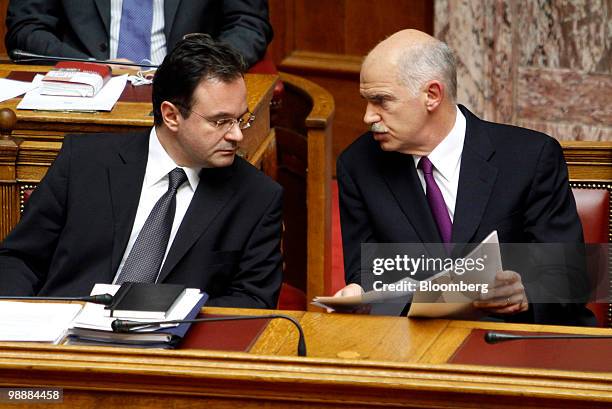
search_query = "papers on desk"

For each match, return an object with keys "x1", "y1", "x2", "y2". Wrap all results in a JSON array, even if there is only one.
[
  {"x1": 72, "y1": 284, "x2": 203, "y2": 331},
  {"x1": 0, "y1": 78, "x2": 39, "y2": 103},
  {"x1": 66, "y1": 284, "x2": 207, "y2": 348},
  {"x1": 0, "y1": 302, "x2": 82, "y2": 343},
  {"x1": 0, "y1": 284, "x2": 206, "y2": 348},
  {"x1": 17, "y1": 74, "x2": 128, "y2": 112},
  {"x1": 313, "y1": 231, "x2": 501, "y2": 319}
]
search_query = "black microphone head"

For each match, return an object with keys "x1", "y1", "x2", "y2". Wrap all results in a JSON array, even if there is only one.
[
  {"x1": 484, "y1": 331, "x2": 500, "y2": 344},
  {"x1": 111, "y1": 319, "x2": 131, "y2": 333},
  {"x1": 484, "y1": 332, "x2": 520, "y2": 344},
  {"x1": 10, "y1": 49, "x2": 23, "y2": 60},
  {"x1": 94, "y1": 293, "x2": 114, "y2": 305},
  {"x1": 10, "y1": 49, "x2": 39, "y2": 59}
]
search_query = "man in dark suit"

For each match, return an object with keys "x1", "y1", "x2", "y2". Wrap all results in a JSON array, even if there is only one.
[
  {"x1": 0, "y1": 34, "x2": 283, "y2": 309},
  {"x1": 334, "y1": 29, "x2": 594, "y2": 326},
  {"x1": 5, "y1": 0, "x2": 272, "y2": 67}
]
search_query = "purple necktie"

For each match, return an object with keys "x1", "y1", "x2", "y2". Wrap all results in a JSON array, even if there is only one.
[
  {"x1": 117, "y1": 0, "x2": 153, "y2": 64},
  {"x1": 418, "y1": 157, "x2": 452, "y2": 244}
]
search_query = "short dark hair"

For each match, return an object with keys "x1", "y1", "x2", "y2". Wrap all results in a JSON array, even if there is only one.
[{"x1": 152, "y1": 34, "x2": 247, "y2": 125}]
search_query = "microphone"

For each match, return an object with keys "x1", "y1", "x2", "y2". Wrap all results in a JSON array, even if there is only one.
[
  {"x1": 112, "y1": 314, "x2": 307, "y2": 356},
  {"x1": 10, "y1": 49, "x2": 159, "y2": 68},
  {"x1": 484, "y1": 331, "x2": 612, "y2": 344},
  {"x1": 0, "y1": 293, "x2": 114, "y2": 305}
]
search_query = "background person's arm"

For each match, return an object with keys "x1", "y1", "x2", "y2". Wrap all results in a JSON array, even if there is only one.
[
  {"x1": 5, "y1": 0, "x2": 92, "y2": 59},
  {"x1": 217, "y1": 0, "x2": 273, "y2": 68}
]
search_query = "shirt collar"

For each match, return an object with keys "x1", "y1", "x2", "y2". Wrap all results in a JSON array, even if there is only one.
[
  {"x1": 145, "y1": 127, "x2": 201, "y2": 190},
  {"x1": 413, "y1": 106, "x2": 466, "y2": 181}
]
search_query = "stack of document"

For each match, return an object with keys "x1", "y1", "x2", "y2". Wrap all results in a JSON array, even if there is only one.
[
  {"x1": 65, "y1": 284, "x2": 207, "y2": 348},
  {"x1": 17, "y1": 74, "x2": 128, "y2": 112}
]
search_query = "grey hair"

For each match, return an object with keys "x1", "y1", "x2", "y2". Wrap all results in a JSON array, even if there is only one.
[{"x1": 395, "y1": 39, "x2": 457, "y2": 103}]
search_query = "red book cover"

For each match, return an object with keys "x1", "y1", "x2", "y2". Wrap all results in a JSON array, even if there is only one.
[{"x1": 41, "y1": 61, "x2": 112, "y2": 97}]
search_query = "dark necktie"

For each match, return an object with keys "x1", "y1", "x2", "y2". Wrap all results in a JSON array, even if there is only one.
[
  {"x1": 116, "y1": 0, "x2": 153, "y2": 64},
  {"x1": 117, "y1": 168, "x2": 188, "y2": 284},
  {"x1": 418, "y1": 157, "x2": 452, "y2": 244}
]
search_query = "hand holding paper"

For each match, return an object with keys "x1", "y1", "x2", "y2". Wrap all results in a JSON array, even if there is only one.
[{"x1": 473, "y1": 270, "x2": 529, "y2": 315}]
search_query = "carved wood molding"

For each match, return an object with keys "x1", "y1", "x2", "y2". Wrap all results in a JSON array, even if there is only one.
[
  {"x1": 280, "y1": 50, "x2": 363, "y2": 77},
  {"x1": 0, "y1": 341, "x2": 610, "y2": 408}
]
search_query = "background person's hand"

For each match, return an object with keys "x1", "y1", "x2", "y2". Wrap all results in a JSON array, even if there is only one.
[
  {"x1": 473, "y1": 270, "x2": 529, "y2": 315},
  {"x1": 107, "y1": 58, "x2": 140, "y2": 72}
]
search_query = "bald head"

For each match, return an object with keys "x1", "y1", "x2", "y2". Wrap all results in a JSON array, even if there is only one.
[{"x1": 363, "y1": 29, "x2": 457, "y2": 103}]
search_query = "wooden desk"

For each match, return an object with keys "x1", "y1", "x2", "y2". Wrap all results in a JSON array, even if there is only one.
[
  {"x1": 0, "y1": 309, "x2": 610, "y2": 408},
  {"x1": 0, "y1": 64, "x2": 278, "y2": 239}
]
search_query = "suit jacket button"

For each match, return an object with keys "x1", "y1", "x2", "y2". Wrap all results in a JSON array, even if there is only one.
[{"x1": 99, "y1": 42, "x2": 108, "y2": 52}]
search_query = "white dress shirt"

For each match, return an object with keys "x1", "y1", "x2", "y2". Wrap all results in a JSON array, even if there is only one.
[
  {"x1": 412, "y1": 106, "x2": 466, "y2": 221},
  {"x1": 113, "y1": 127, "x2": 201, "y2": 283},
  {"x1": 109, "y1": 0, "x2": 167, "y2": 65}
]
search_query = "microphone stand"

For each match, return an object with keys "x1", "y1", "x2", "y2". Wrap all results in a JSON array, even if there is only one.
[
  {"x1": 112, "y1": 314, "x2": 307, "y2": 357},
  {"x1": 11, "y1": 49, "x2": 159, "y2": 69},
  {"x1": 0, "y1": 294, "x2": 114, "y2": 305},
  {"x1": 484, "y1": 331, "x2": 612, "y2": 344}
]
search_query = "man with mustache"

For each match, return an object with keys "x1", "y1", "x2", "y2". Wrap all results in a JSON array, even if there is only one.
[
  {"x1": 0, "y1": 34, "x2": 283, "y2": 309},
  {"x1": 334, "y1": 29, "x2": 595, "y2": 325}
]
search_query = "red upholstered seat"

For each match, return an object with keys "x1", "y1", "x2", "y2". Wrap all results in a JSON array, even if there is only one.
[
  {"x1": 572, "y1": 188, "x2": 611, "y2": 327},
  {"x1": 276, "y1": 282, "x2": 307, "y2": 311}
]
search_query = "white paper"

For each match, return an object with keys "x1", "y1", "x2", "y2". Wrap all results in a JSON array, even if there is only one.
[
  {"x1": 17, "y1": 74, "x2": 128, "y2": 111},
  {"x1": 71, "y1": 284, "x2": 203, "y2": 332},
  {"x1": 0, "y1": 78, "x2": 39, "y2": 103},
  {"x1": 0, "y1": 302, "x2": 82, "y2": 343}
]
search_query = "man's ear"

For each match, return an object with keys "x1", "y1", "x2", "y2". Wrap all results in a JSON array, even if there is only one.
[
  {"x1": 160, "y1": 101, "x2": 181, "y2": 132},
  {"x1": 424, "y1": 80, "x2": 444, "y2": 112}
]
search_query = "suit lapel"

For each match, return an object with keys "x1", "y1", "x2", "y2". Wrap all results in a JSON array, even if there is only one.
[
  {"x1": 451, "y1": 107, "x2": 498, "y2": 244},
  {"x1": 93, "y1": 0, "x2": 110, "y2": 36},
  {"x1": 164, "y1": 0, "x2": 182, "y2": 41},
  {"x1": 380, "y1": 151, "x2": 443, "y2": 244},
  {"x1": 157, "y1": 166, "x2": 236, "y2": 282},
  {"x1": 108, "y1": 132, "x2": 149, "y2": 274}
]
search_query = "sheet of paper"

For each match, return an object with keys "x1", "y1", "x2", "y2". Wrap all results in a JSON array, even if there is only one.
[
  {"x1": 408, "y1": 230, "x2": 501, "y2": 318},
  {"x1": 0, "y1": 301, "x2": 82, "y2": 343},
  {"x1": 0, "y1": 78, "x2": 39, "y2": 103},
  {"x1": 17, "y1": 74, "x2": 128, "y2": 111}
]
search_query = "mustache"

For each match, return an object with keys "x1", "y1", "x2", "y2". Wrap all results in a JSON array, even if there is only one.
[{"x1": 370, "y1": 122, "x2": 389, "y2": 133}]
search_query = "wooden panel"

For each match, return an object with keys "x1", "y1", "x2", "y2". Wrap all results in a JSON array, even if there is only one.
[
  {"x1": 0, "y1": 0, "x2": 7, "y2": 56},
  {"x1": 562, "y1": 141, "x2": 612, "y2": 182},
  {"x1": 344, "y1": 0, "x2": 434, "y2": 55},
  {"x1": 0, "y1": 308, "x2": 611, "y2": 408},
  {"x1": 293, "y1": 0, "x2": 345, "y2": 54},
  {"x1": 274, "y1": 73, "x2": 334, "y2": 307},
  {"x1": 299, "y1": 74, "x2": 366, "y2": 175},
  {"x1": 268, "y1": 0, "x2": 434, "y2": 175}
]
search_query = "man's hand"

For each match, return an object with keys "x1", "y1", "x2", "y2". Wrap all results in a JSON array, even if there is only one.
[
  {"x1": 324, "y1": 283, "x2": 364, "y2": 313},
  {"x1": 473, "y1": 270, "x2": 529, "y2": 315},
  {"x1": 332, "y1": 283, "x2": 364, "y2": 298},
  {"x1": 107, "y1": 58, "x2": 140, "y2": 72}
]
